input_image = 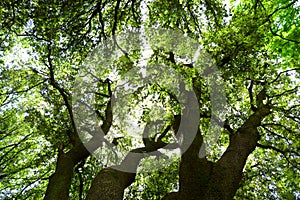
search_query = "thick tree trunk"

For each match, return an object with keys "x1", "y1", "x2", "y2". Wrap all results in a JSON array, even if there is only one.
[
  {"x1": 204, "y1": 106, "x2": 271, "y2": 199},
  {"x1": 44, "y1": 142, "x2": 90, "y2": 200},
  {"x1": 179, "y1": 130, "x2": 213, "y2": 199},
  {"x1": 44, "y1": 152, "x2": 75, "y2": 200},
  {"x1": 86, "y1": 143, "x2": 166, "y2": 199},
  {"x1": 86, "y1": 168, "x2": 135, "y2": 200},
  {"x1": 86, "y1": 152, "x2": 142, "y2": 200},
  {"x1": 163, "y1": 104, "x2": 270, "y2": 200}
]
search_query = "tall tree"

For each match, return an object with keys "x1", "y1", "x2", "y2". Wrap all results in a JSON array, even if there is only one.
[{"x1": 0, "y1": 0, "x2": 299, "y2": 199}]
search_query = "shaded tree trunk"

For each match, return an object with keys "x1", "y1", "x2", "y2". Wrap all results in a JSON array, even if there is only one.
[
  {"x1": 44, "y1": 151, "x2": 75, "y2": 200},
  {"x1": 165, "y1": 104, "x2": 271, "y2": 200},
  {"x1": 44, "y1": 142, "x2": 90, "y2": 200}
]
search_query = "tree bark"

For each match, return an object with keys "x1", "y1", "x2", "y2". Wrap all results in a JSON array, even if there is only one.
[
  {"x1": 44, "y1": 142, "x2": 90, "y2": 200},
  {"x1": 204, "y1": 106, "x2": 271, "y2": 199},
  {"x1": 44, "y1": 151, "x2": 74, "y2": 200},
  {"x1": 86, "y1": 137, "x2": 170, "y2": 199},
  {"x1": 44, "y1": 96, "x2": 112, "y2": 200},
  {"x1": 163, "y1": 103, "x2": 270, "y2": 199},
  {"x1": 86, "y1": 168, "x2": 135, "y2": 200}
]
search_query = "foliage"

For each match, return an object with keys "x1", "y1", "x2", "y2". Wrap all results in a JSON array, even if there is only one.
[{"x1": 0, "y1": 0, "x2": 299, "y2": 199}]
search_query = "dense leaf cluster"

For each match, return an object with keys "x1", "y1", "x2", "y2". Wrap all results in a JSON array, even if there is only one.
[{"x1": 0, "y1": 0, "x2": 299, "y2": 199}]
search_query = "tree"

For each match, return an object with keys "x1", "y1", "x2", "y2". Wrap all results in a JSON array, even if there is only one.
[{"x1": 0, "y1": 0, "x2": 299, "y2": 199}]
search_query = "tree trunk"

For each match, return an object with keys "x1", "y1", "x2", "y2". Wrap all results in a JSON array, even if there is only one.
[
  {"x1": 44, "y1": 142, "x2": 90, "y2": 200},
  {"x1": 163, "y1": 105, "x2": 270, "y2": 200},
  {"x1": 86, "y1": 144, "x2": 163, "y2": 199},
  {"x1": 86, "y1": 168, "x2": 135, "y2": 200},
  {"x1": 44, "y1": 152, "x2": 75, "y2": 200}
]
